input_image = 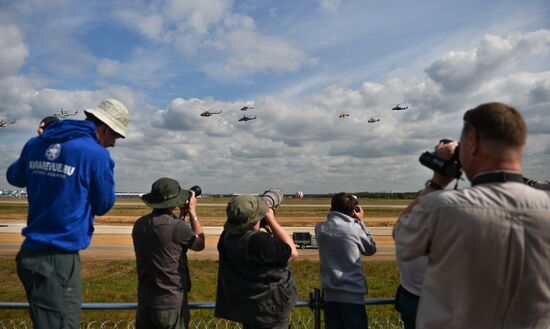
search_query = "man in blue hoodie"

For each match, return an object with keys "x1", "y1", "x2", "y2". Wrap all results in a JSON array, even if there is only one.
[{"x1": 6, "y1": 98, "x2": 129, "y2": 329}]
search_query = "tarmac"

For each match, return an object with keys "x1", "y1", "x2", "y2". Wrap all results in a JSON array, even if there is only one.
[{"x1": 0, "y1": 223, "x2": 396, "y2": 260}]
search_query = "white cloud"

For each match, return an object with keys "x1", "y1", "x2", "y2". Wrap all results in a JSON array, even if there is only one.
[
  {"x1": 208, "y1": 29, "x2": 318, "y2": 78},
  {"x1": 163, "y1": 0, "x2": 230, "y2": 35},
  {"x1": 529, "y1": 77, "x2": 550, "y2": 104},
  {"x1": 1, "y1": 1, "x2": 550, "y2": 194},
  {"x1": 97, "y1": 59, "x2": 121, "y2": 77},
  {"x1": 0, "y1": 24, "x2": 29, "y2": 77},
  {"x1": 426, "y1": 29, "x2": 550, "y2": 93},
  {"x1": 114, "y1": 1, "x2": 316, "y2": 78},
  {"x1": 116, "y1": 10, "x2": 165, "y2": 41},
  {"x1": 318, "y1": 0, "x2": 342, "y2": 13}
]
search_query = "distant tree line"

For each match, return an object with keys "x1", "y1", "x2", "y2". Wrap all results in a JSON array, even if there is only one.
[{"x1": 299, "y1": 192, "x2": 418, "y2": 199}]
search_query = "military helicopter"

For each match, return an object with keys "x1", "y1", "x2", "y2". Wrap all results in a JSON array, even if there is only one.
[
  {"x1": 53, "y1": 108, "x2": 78, "y2": 118},
  {"x1": 0, "y1": 119, "x2": 16, "y2": 128},
  {"x1": 200, "y1": 107, "x2": 222, "y2": 117},
  {"x1": 239, "y1": 105, "x2": 255, "y2": 111},
  {"x1": 391, "y1": 104, "x2": 408, "y2": 111},
  {"x1": 238, "y1": 115, "x2": 257, "y2": 122},
  {"x1": 368, "y1": 117, "x2": 380, "y2": 123},
  {"x1": 338, "y1": 112, "x2": 350, "y2": 118}
]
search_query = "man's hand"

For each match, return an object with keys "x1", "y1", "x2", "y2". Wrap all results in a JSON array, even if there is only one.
[
  {"x1": 179, "y1": 190, "x2": 197, "y2": 219},
  {"x1": 262, "y1": 208, "x2": 298, "y2": 261},
  {"x1": 352, "y1": 206, "x2": 364, "y2": 221},
  {"x1": 432, "y1": 140, "x2": 459, "y2": 188}
]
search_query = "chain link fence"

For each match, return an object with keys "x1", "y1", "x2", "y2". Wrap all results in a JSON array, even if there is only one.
[
  {"x1": 0, "y1": 316, "x2": 403, "y2": 329},
  {"x1": 0, "y1": 292, "x2": 403, "y2": 329}
]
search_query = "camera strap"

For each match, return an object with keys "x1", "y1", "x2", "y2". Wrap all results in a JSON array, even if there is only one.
[{"x1": 471, "y1": 172, "x2": 524, "y2": 186}]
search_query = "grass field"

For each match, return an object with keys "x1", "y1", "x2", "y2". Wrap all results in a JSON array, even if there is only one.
[
  {"x1": 0, "y1": 197, "x2": 407, "y2": 326},
  {"x1": 0, "y1": 197, "x2": 409, "y2": 226},
  {"x1": 0, "y1": 257, "x2": 400, "y2": 324}
]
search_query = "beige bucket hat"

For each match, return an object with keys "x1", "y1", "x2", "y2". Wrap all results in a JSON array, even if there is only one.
[{"x1": 84, "y1": 98, "x2": 129, "y2": 138}]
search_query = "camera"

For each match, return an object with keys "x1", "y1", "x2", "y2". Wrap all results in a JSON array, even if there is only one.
[
  {"x1": 259, "y1": 188, "x2": 284, "y2": 232},
  {"x1": 189, "y1": 185, "x2": 202, "y2": 198},
  {"x1": 419, "y1": 139, "x2": 462, "y2": 179},
  {"x1": 261, "y1": 188, "x2": 284, "y2": 209}
]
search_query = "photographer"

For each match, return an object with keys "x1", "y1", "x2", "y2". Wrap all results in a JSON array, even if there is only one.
[
  {"x1": 315, "y1": 193, "x2": 377, "y2": 329},
  {"x1": 8, "y1": 98, "x2": 129, "y2": 328},
  {"x1": 394, "y1": 103, "x2": 550, "y2": 328},
  {"x1": 214, "y1": 191, "x2": 298, "y2": 329},
  {"x1": 132, "y1": 177, "x2": 204, "y2": 329}
]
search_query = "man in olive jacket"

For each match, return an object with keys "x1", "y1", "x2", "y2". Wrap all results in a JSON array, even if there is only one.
[{"x1": 215, "y1": 195, "x2": 298, "y2": 329}]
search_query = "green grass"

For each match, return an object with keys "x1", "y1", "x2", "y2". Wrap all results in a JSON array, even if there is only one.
[
  {"x1": 0, "y1": 257, "x2": 400, "y2": 323},
  {"x1": 0, "y1": 197, "x2": 406, "y2": 325},
  {"x1": 1, "y1": 198, "x2": 406, "y2": 226}
]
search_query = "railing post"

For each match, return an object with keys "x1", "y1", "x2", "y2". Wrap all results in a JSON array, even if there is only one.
[{"x1": 308, "y1": 288, "x2": 323, "y2": 329}]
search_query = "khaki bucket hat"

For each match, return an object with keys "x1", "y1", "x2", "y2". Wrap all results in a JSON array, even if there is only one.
[{"x1": 84, "y1": 98, "x2": 129, "y2": 138}]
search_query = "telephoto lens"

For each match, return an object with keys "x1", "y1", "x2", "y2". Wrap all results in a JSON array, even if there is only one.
[
  {"x1": 261, "y1": 188, "x2": 284, "y2": 209},
  {"x1": 189, "y1": 185, "x2": 202, "y2": 197}
]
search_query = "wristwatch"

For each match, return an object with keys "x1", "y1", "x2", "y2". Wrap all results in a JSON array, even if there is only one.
[
  {"x1": 189, "y1": 215, "x2": 198, "y2": 222},
  {"x1": 425, "y1": 179, "x2": 444, "y2": 190}
]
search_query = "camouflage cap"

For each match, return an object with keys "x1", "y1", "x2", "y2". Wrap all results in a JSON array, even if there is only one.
[{"x1": 224, "y1": 195, "x2": 268, "y2": 234}]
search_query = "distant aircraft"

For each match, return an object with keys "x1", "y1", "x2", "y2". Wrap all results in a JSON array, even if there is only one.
[
  {"x1": 368, "y1": 117, "x2": 380, "y2": 123},
  {"x1": 238, "y1": 115, "x2": 257, "y2": 122},
  {"x1": 53, "y1": 108, "x2": 78, "y2": 118},
  {"x1": 240, "y1": 105, "x2": 255, "y2": 111},
  {"x1": 200, "y1": 107, "x2": 222, "y2": 117},
  {"x1": 0, "y1": 119, "x2": 16, "y2": 128},
  {"x1": 391, "y1": 104, "x2": 408, "y2": 111},
  {"x1": 338, "y1": 112, "x2": 350, "y2": 118}
]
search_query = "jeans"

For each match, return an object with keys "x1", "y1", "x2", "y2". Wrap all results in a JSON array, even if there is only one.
[
  {"x1": 395, "y1": 285, "x2": 419, "y2": 329},
  {"x1": 323, "y1": 301, "x2": 368, "y2": 329}
]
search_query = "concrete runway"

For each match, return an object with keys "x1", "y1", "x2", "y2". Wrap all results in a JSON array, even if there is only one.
[{"x1": 0, "y1": 223, "x2": 396, "y2": 260}]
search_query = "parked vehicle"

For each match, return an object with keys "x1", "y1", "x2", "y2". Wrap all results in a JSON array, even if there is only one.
[{"x1": 292, "y1": 232, "x2": 318, "y2": 249}]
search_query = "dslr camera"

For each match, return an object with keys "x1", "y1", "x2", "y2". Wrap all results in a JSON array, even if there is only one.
[
  {"x1": 419, "y1": 139, "x2": 462, "y2": 179},
  {"x1": 189, "y1": 185, "x2": 202, "y2": 197}
]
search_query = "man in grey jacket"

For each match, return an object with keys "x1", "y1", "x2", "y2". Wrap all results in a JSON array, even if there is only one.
[
  {"x1": 315, "y1": 192, "x2": 377, "y2": 329},
  {"x1": 394, "y1": 102, "x2": 550, "y2": 329}
]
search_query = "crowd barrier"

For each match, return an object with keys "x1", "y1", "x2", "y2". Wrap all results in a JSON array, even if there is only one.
[{"x1": 0, "y1": 289, "x2": 402, "y2": 329}]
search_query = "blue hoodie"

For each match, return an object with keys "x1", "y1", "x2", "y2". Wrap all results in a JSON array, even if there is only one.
[{"x1": 7, "y1": 120, "x2": 116, "y2": 251}]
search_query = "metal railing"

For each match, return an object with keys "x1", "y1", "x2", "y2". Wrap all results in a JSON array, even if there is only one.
[{"x1": 0, "y1": 289, "x2": 401, "y2": 329}]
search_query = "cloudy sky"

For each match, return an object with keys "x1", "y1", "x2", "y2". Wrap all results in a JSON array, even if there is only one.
[{"x1": 1, "y1": 0, "x2": 549, "y2": 194}]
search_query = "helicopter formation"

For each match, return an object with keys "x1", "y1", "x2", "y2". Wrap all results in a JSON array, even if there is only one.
[
  {"x1": 200, "y1": 108, "x2": 222, "y2": 117},
  {"x1": 0, "y1": 119, "x2": 16, "y2": 128},
  {"x1": 2, "y1": 107, "x2": 79, "y2": 130},
  {"x1": 199, "y1": 104, "x2": 257, "y2": 122},
  {"x1": 391, "y1": 103, "x2": 408, "y2": 111},
  {"x1": 238, "y1": 115, "x2": 257, "y2": 122},
  {"x1": 338, "y1": 103, "x2": 409, "y2": 123},
  {"x1": 338, "y1": 112, "x2": 350, "y2": 119},
  {"x1": 53, "y1": 108, "x2": 79, "y2": 118},
  {"x1": 3, "y1": 102, "x2": 407, "y2": 131}
]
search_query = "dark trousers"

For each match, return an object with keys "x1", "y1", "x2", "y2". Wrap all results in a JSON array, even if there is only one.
[
  {"x1": 323, "y1": 301, "x2": 368, "y2": 329},
  {"x1": 395, "y1": 285, "x2": 419, "y2": 329},
  {"x1": 136, "y1": 293, "x2": 190, "y2": 329},
  {"x1": 16, "y1": 248, "x2": 82, "y2": 329}
]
